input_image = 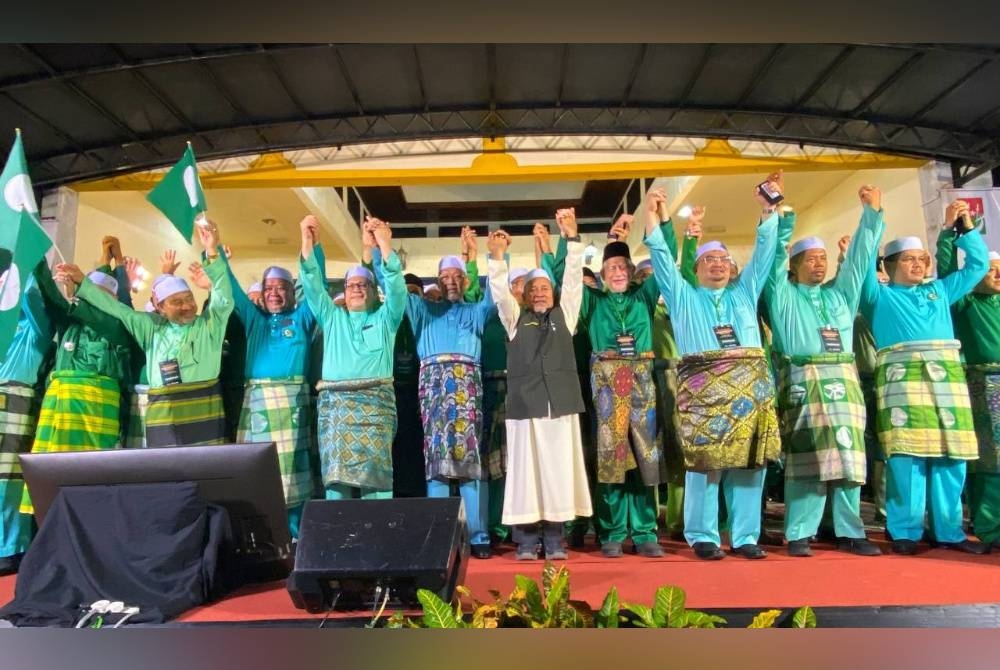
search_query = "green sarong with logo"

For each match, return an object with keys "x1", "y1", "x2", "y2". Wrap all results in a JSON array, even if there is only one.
[
  {"x1": 778, "y1": 353, "x2": 867, "y2": 483},
  {"x1": 875, "y1": 340, "x2": 977, "y2": 460}
]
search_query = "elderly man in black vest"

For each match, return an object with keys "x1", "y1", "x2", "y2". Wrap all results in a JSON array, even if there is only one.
[{"x1": 485, "y1": 209, "x2": 593, "y2": 560}]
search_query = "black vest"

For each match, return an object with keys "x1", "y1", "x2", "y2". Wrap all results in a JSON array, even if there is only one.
[{"x1": 505, "y1": 306, "x2": 585, "y2": 421}]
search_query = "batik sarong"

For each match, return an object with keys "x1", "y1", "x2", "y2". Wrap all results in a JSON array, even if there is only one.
[
  {"x1": 316, "y1": 377, "x2": 396, "y2": 490},
  {"x1": 145, "y1": 379, "x2": 226, "y2": 448},
  {"x1": 966, "y1": 363, "x2": 1000, "y2": 473},
  {"x1": 21, "y1": 371, "x2": 121, "y2": 514},
  {"x1": 124, "y1": 384, "x2": 149, "y2": 449},
  {"x1": 590, "y1": 353, "x2": 662, "y2": 485},
  {"x1": 778, "y1": 353, "x2": 867, "y2": 483},
  {"x1": 676, "y1": 347, "x2": 780, "y2": 471},
  {"x1": 238, "y1": 377, "x2": 315, "y2": 506},
  {"x1": 483, "y1": 371, "x2": 508, "y2": 480},
  {"x1": 419, "y1": 354, "x2": 483, "y2": 481},
  {"x1": 875, "y1": 340, "x2": 977, "y2": 459}
]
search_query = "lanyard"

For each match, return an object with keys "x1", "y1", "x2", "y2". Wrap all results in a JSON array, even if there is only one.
[
  {"x1": 607, "y1": 293, "x2": 630, "y2": 332},
  {"x1": 710, "y1": 290, "x2": 726, "y2": 325},
  {"x1": 805, "y1": 287, "x2": 831, "y2": 327}
]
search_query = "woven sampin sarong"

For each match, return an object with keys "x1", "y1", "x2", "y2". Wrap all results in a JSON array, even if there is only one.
[
  {"x1": 33, "y1": 370, "x2": 121, "y2": 454},
  {"x1": 590, "y1": 353, "x2": 662, "y2": 485},
  {"x1": 965, "y1": 363, "x2": 1000, "y2": 473},
  {"x1": 0, "y1": 382, "x2": 39, "y2": 484},
  {"x1": 875, "y1": 340, "x2": 977, "y2": 460},
  {"x1": 419, "y1": 354, "x2": 483, "y2": 482},
  {"x1": 238, "y1": 377, "x2": 315, "y2": 506},
  {"x1": 482, "y1": 372, "x2": 508, "y2": 481},
  {"x1": 21, "y1": 370, "x2": 122, "y2": 514},
  {"x1": 317, "y1": 377, "x2": 396, "y2": 491},
  {"x1": 676, "y1": 347, "x2": 780, "y2": 472},
  {"x1": 145, "y1": 379, "x2": 226, "y2": 448},
  {"x1": 777, "y1": 353, "x2": 867, "y2": 483},
  {"x1": 124, "y1": 384, "x2": 149, "y2": 449}
]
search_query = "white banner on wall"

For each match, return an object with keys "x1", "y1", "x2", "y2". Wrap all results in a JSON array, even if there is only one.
[{"x1": 941, "y1": 187, "x2": 1000, "y2": 252}]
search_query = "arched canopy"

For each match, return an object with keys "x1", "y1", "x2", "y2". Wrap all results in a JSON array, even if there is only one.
[{"x1": 2, "y1": 43, "x2": 999, "y2": 188}]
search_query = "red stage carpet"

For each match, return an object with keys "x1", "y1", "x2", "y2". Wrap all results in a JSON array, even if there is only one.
[{"x1": 6, "y1": 533, "x2": 997, "y2": 624}]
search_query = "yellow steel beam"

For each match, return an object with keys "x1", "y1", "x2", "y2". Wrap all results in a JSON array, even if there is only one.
[{"x1": 72, "y1": 146, "x2": 926, "y2": 192}]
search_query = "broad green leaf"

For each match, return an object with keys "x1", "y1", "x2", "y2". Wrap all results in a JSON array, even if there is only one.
[
  {"x1": 514, "y1": 574, "x2": 546, "y2": 622},
  {"x1": 622, "y1": 603, "x2": 657, "y2": 628},
  {"x1": 565, "y1": 602, "x2": 594, "y2": 629},
  {"x1": 682, "y1": 611, "x2": 727, "y2": 629},
  {"x1": 596, "y1": 587, "x2": 620, "y2": 629},
  {"x1": 417, "y1": 589, "x2": 460, "y2": 628},
  {"x1": 545, "y1": 572, "x2": 569, "y2": 625},
  {"x1": 653, "y1": 585, "x2": 687, "y2": 628},
  {"x1": 791, "y1": 606, "x2": 817, "y2": 628},
  {"x1": 748, "y1": 609, "x2": 783, "y2": 628}
]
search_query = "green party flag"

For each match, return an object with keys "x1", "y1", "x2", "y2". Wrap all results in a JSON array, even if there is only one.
[
  {"x1": 0, "y1": 131, "x2": 52, "y2": 355},
  {"x1": 146, "y1": 143, "x2": 207, "y2": 243}
]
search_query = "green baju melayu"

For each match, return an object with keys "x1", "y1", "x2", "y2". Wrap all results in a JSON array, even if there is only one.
[
  {"x1": 764, "y1": 206, "x2": 884, "y2": 543},
  {"x1": 77, "y1": 253, "x2": 233, "y2": 448}
]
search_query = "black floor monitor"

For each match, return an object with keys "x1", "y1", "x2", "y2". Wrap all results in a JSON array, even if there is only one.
[{"x1": 20, "y1": 442, "x2": 293, "y2": 583}]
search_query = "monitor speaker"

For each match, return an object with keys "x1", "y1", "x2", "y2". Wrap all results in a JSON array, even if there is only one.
[{"x1": 286, "y1": 497, "x2": 469, "y2": 612}]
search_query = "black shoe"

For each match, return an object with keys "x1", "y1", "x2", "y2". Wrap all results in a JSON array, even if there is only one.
[
  {"x1": 633, "y1": 541, "x2": 664, "y2": 558},
  {"x1": 0, "y1": 553, "x2": 24, "y2": 576},
  {"x1": 568, "y1": 526, "x2": 587, "y2": 549},
  {"x1": 731, "y1": 543, "x2": 768, "y2": 559},
  {"x1": 787, "y1": 539, "x2": 812, "y2": 557},
  {"x1": 891, "y1": 539, "x2": 919, "y2": 555},
  {"x1": 692, "y1": 542, "x2": 725, "y2": 560},
  {"x1": 600, "y1": 541, "x2": 623, "y2": 558},
  {"x1": 837, "y1": 537, "x2": 882, "y2": 556},
  {"x1": 935, "y1": 539, "x2": 990, "y2": 555},
  {"x1": 470, "y1": 543, "x2": 492, "y2": 559}
]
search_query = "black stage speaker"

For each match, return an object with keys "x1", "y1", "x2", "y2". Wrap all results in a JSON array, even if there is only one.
[{"x1": 286, "y1": 497, "x2": 469, "y2": 612}]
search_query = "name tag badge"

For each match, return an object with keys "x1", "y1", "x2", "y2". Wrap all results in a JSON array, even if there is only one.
[
  {"x1": 616, "y1": 332, "x2": 637, "y2": 357},
  {"x1": 713, "y1": 324, "x2": 740, "y2": 350},
  {"x1": 159, "y1": 358, "x2": 182, "y2": 386},
  {"x1": 819, "y1": 327, "x2": 844, "y2": 353}
]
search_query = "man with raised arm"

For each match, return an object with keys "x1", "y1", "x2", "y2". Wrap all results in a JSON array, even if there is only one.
[
  {"x1": 551, "y1": 211, "x2": 672, "y2": 559},
  {"x1": 60, "y1": 222, "x2": 233, "y2": 448},
  {"x1": 486, "y1": 210, "x2": 592, "y2": 560},
  {"x1": 765, "y1": 185, "x2": 885, "y2": 557},
  {"x1": 224, "y1": 229, "x2": 322, "y2": 538},
  {"x1": 404, "y1": 229, "x2": 497, "y2": 559},
  {"x1": 938, "y1": 205, "x2": 1000, "y2": 552},
  {"x1": 300, "y1": 214, "x2": 405, "y2": 503},
  {"x1": 21, "y1": 236, "x2": 139, "y2": 513},
  {"x1": 859, "y1": 200, "x2": 989, "y2": 555},
  {"x1": 645, "y1": 178, "x2": 781, "y2": 561},
  {"x1": 0, "y1": 263, "x2": 53, "y2": 575}
]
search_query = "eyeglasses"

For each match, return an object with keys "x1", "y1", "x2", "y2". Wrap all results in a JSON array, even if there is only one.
[
  {"x1": 344, "y1": 281, "x2": 371, "y2": 291},
  {"x1": 701, "y1": 254, "x2": 732, "y2": 265},
  {"x1": 897, "y1": 255, "x2": 928, "y2": 265}
]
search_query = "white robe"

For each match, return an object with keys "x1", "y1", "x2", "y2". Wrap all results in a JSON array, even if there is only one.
[{"x1": 487, "y1": 242, "x2": 593, "y2": 525}]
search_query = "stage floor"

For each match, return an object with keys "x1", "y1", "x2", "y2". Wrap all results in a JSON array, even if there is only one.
[{"x1": 6, "y1": 529, "x2": 998, "y2": 627}]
